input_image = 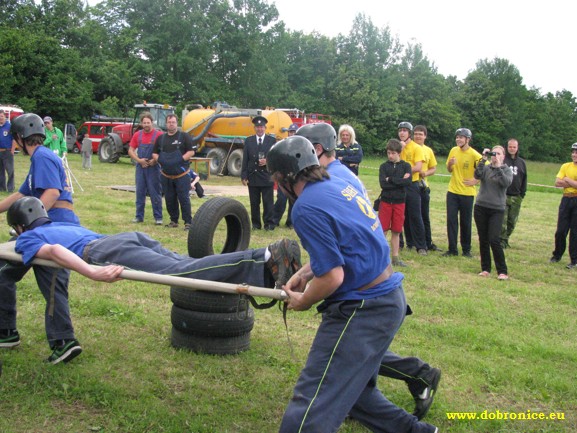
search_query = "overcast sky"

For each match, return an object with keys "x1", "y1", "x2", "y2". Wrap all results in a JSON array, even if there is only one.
[{"x1": 273, "y1": 0, "x2": 576, "y2": 96}]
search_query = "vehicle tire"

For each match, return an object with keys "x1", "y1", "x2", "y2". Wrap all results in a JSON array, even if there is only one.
[
  {"x1": 72, "y1": 145, "x2": 80, "y2": 154},
  {"x1": 188, "y1": 197, "x2": 251, "y2": 258},
  {"x1": 171, "y1": 305, "x2": 255, "y2": 337},
  {"x1": 98, "y1": 136, "x2": 120, "y2": 163},
  {"x1": 170, "y1": 327, "x2": 250, "y2": 355},
  {"x1": 170, "y1": 287, "x2": 249, "y2": 313},
  {"x1": 226, "y1": 149, "x2": 243, "y2": 177},
  {"x1": 206, "y1": 147, "x2": 228, "y2": 175}
]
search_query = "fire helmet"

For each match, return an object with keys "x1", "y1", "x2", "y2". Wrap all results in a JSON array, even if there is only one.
[
  {"x1": 455, "y1": 128, "x2": 472, "y2": 138},
  {"x1": 7, "y1": 197, "x2": 48, "y2": 230},
  {"x1": 10, "y1": 113, "x2": 46, "y2": 140},
  {"x1": 267, "y1": 136, "x2": 319, "y2": 182},
  {"x1": 296, "y1": 123, "x2": 337, "y2": 152},
  {"x1": 398, "y1": 122, "x2": 413, "y2": 131}
]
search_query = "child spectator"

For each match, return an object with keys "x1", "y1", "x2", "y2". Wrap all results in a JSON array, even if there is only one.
[
  {"x1": 81, "y1": 136, "x2": 92, "y2": 170},
  {"x1": 189, "y1": 170, "x2": 205, "y2": 198},
  {"x1": 377, "y1": 139, "x2": 412, "y2": 267}
]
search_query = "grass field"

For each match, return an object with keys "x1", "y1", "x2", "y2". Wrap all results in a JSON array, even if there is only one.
[{"x1": 0, "y1": 153, "x2": 575, "y2": 433}]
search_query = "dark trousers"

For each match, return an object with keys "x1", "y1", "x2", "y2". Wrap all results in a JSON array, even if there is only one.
[
  {"x1": 248, "y1": 185, "x2": 274, "y2": 229},
  {"x1": 474, "y1": 205, "x2": 507, "y2": 274},
  {"x1": 500, "y1": 195, "x2": 523, "y2": 244},
  {"x1": 162, "y1": 175, "x2": 192, "y2": 224},
  {"x1": 379, "y1": 351, "x2": 431, "y2": 395},
  {"x1": 419, "y1": 185, "x2": 434, "y2": 248},
  {"x1": 0, "y1": 151, "x2": 15, "y2": 192},
  {"x1": 0, "y1": 261, "x2": 74, "y2": 345},
  {"x1": 403, "y1": 182, "x2": 426, "y2": 250},
  {"x1": 552, "y1": 196, "x2": 577, "y2": 263},
  {"x1": 446, "y1": 191, "x2": 474, "y2": 255},
  {"x1": 272, "y1": 188, "x2": 293, "y2": 227},
  {"x1": 279, "y1": 286, "x2": 431, "y2": 433},
  {"x1": 135, "y1": 165, "x2": 163, "y2": 221}
]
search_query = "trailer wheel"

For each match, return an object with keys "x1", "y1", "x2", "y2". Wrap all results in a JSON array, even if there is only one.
[
  {"x1": 98, "y1": 136, "x2": 120, "y2": 163},
  {"x1": 170, "y1": 288, "x2": 249, "y2": 313},
  {"x1": 206, "y1": 147, "x2": 228, "y2": 175},
  {"x1": 171, "y1": 305, "x2": 255, "y2": 337},
  {"x1": 226, "y1": 149, "x2": 243, "y2": 177},
  {"x1": 171, "y1": 327, "x2": 250, "y2": 355},
  {"x1": 188, "y1": 197, "x2": 250, "y2": 258}
]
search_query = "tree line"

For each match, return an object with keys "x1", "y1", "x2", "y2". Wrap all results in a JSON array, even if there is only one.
[{"x1": 1, "y1": 0, "x2": 576, "y2": 162}]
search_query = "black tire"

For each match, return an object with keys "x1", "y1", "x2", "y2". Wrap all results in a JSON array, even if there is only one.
[
  {"x1": 188, "y1": 197, "x2": 251, "y2": 258},
  {"x1": 170, "y1": 287, "x2": 249, "y2": 313},
  {"x1": 171, "y1": 305, "x2": 254, "y2": 337},
  {"x1": 226, "y1": 149, "x2": 243, "y2": 177},
  {"x1": 171, "y1": 327, "x2": 250, "y2": 355},
  {"x1": 206, "y1": 147, "x2": 228, "y2": 175},
  {"x1": 72, "y1": 145, "x2": 81, "y2": 154},
  {"x1": 98, "y1": 136, "x2": 120, "y2": 163}
]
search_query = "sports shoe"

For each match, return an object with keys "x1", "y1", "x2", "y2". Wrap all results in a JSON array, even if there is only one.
[
  {"x1": 165, "y1": 222, "x2": 178, "y2": 228},
  {"x1": 549, "y1": 256, "x2": 560, "y2": 263},
  {"x1": 566, "y1": 263, "x2": 577, "y2": 270},
  {"x1": 0, "y1": 329, "x2": 20, "y2": 348},
  {"x1": 428, "y1": 244, "x2": 442, "y2": 252},
  {"x1": 441, "y1": 251, "x2": 457, "y2": 257},
  {"x1": 478, "y1": 271, "x2": 490, "y2": 277},
  {"x1": 183, "y1": 223, "x2": 191, "y2": 231},
  {"x1": 132, "y1": 218, "x2": 143, "y2": 223},
  {"x1": 498, "y1": 274, "x2": 509, "y2": 280},
  {"x1": 155, "y1": 220, "x2": 163, "y2": 226},
  {"x1": 267, "y1": 239, "x2": 302, "y2": 288},
  {"x1": 47, "y1": 339, "x2": 82, "y2": 365},
  {"x1": 462, "y1": 251, "x2": 472, "y2": 258},
  {"x1": 412, "y1": 367, "x2": 441, "y2": 420},
  {"x1": 417, "y1": 249, "x2": 428, "y2": 256}
]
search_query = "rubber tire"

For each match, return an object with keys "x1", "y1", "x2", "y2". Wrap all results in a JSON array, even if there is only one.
[
  {"x1": 171, "y1": 305, "x2": 254, "y2": 337},
  {"x1": 170, "y1": 287, "x2": 249, "y2": 313},
  {"x1": 171, "y1": 327, "x2": 250, "y2": 355},
  {"x1": 187, "y1": 197, "x2": 251, "y2": 258},
  {"x1": 98, "y1": 136, "x2": 120, "y2": 163},
  {"x1": 206, "y1": 147, "x2": 228, "y2": 175},
  {"x1": 226, "y1": 149, "x2": 243, "y2": 177},
  {"x1": 72, "y1": 145, "x2": 80, "y2": 154}
]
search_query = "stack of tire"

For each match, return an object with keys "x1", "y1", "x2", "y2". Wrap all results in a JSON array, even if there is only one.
[
  {"x1": 170, "y1": 197, "x2": 254, "y2": 355},
  {"x1": 170, "y1": 288, "x2": 254, "y2": 355}
]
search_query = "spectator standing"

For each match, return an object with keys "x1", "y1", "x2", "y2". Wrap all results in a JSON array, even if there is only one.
[
  {"x1": 474, "y1": 146, "x2": 513, "y2": 280},
  {"x1": 399, "y1": 122, "x2": 427, "y2": 255},
  {"x1": 43, "y1": 116, "x2": 67, "y2": 157},
  {"x1": 152, "y1": 114, "x2": 195, "y2": 230},
  {"x1": 267, "y1": 136, "x2": 438, "y2": 433},
  {"x1": 414, "y1": 125, "x2": 441, "y2": 251},
  {"x1": 442, "y1": 128, "x2": 482, "y2": 257},
  {"x1": 335, "y1": 124, "x2": 363, "y2": 175},
  {"x1": 127, "y1": 112, "x2": 163, "y2": 225},
  {"x1": 272, "y1": 123, "x2": 298, "y2": 228},
  {"x1": 549, "y1": 142, "x2": 577, "y2": 269},
  {"x1": 500, "y1": 138, "x2": 527, "y2": 249},
  {"x1": 241, "y1": 115, "x2": 276, "y2": 231},
  {"x1": 0, "y1": 110, "x2": 16, "y2": 192},
  {"x1": 378, "y1": 139, "x2": 412, "y2": 267},
  {"x1": 0, "y1": 113, "x2": 81, "y2": 364},
  {"x1": 81, "y1": 135, "x2": 92, "y2": 170}
]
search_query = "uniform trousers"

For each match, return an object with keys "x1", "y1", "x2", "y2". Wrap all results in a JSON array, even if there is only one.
[
  {"x1": 135, "y1": 165, "x2": 163, "y2": 221},
  {"x1": 500, "y1": 195, "x2": 523, "y2": 245},
  {"x1": 248, "y1": 185, "x2": 274, "y2": 229},
  {"x1": 162, "y1": 175, "x2": 192, "y2": 225},
  {"x1": 552, "y1": 196, "x2": 577, "y2": 263},
  {"x1": 0, "y1": 150, "x2": 14, "y2": 192},
  {"x1": 446, "y1": 191, "x2": 474, "y2": 255},
  {"x1": 403, "y1": 182, "x2": 426, "y2": 250}
]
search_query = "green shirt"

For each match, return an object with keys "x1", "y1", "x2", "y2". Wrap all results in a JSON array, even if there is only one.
[{"x1": 44, "y1": 126, "x2": 67, "y2": 157}]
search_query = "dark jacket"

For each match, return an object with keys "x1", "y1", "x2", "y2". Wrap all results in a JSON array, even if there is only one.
[
  {"x1": 378, "y1": 160, "x2": 412, "y2": 204},
  {"x1": 241, "y1": 134, "x2": 276, "y2": 187},
  {"x1": 504, "y1": 153, "x2": 527, "y2": 198},
  {"x1": 335, "y1": 142, "x2": 363, "y2": 174}
]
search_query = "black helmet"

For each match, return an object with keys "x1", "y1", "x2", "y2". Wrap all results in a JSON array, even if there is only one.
[
  {"x1": 296, "y1": 123, "x2": 337, "y2": 152},
  {"x1": 267, "y1": 136, "x2": 319, "y2": 181},
  {"x1": 398, "y1": 121, "x2": 413, "y2": 131},
  {"x1": 455, "y1": 128, "x2": 472, "y2": 138},
  {"x1": 10, "y1": 113, "x2": 46, "y2": 140},
  {"x1": 7, "y1": 197, "x2": 48, "y2": 230}
]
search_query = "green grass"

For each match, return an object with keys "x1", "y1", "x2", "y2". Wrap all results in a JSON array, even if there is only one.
[{"x1": 0, "y1": 153, "x2": 575, "y2": 433}]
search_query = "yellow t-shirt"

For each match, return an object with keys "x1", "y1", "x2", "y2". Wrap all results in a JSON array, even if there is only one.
[
  {"x1": 400, "y1": 140, "x2": 425, "y2": 182},
  {"x1": 447, "y1": 146, "x2": 482, "y2": 196},
  {"x1": 556, "y1": 162, "x2": 577, "y2": 194},
  {"x1": 420, "y1": 144, "x2": 437, "y2": 187}
]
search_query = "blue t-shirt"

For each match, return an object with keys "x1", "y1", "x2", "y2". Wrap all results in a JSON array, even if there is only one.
[
  {"x1": 326, "y1": 159, "x2": 369, "y2": 199},
  {"x1": 292, "y1": 175, "x2": 403, "y2": 303},
  {"x1": 15, "y1": 222, "x2": 104, "y2": 265},
  {"x1": 0, "y1": 121, "x2": 13, "y2": 149},
  {"x1": 18, "y1": 146, "x2": 79, "y2": 224}
]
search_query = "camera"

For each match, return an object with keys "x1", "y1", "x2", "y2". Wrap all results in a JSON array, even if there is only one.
[{"x1": 484, "y1": 151, "x2": 496, "y2": 157}]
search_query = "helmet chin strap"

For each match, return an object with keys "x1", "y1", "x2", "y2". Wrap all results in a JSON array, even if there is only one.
[{"x1": 279, "y1": 181, "x2": 298, "y2": 204}]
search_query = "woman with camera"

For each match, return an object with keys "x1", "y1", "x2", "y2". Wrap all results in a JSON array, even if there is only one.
[{"x1": 473, "y1": 146, "x2": 513, "y2": 280}]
